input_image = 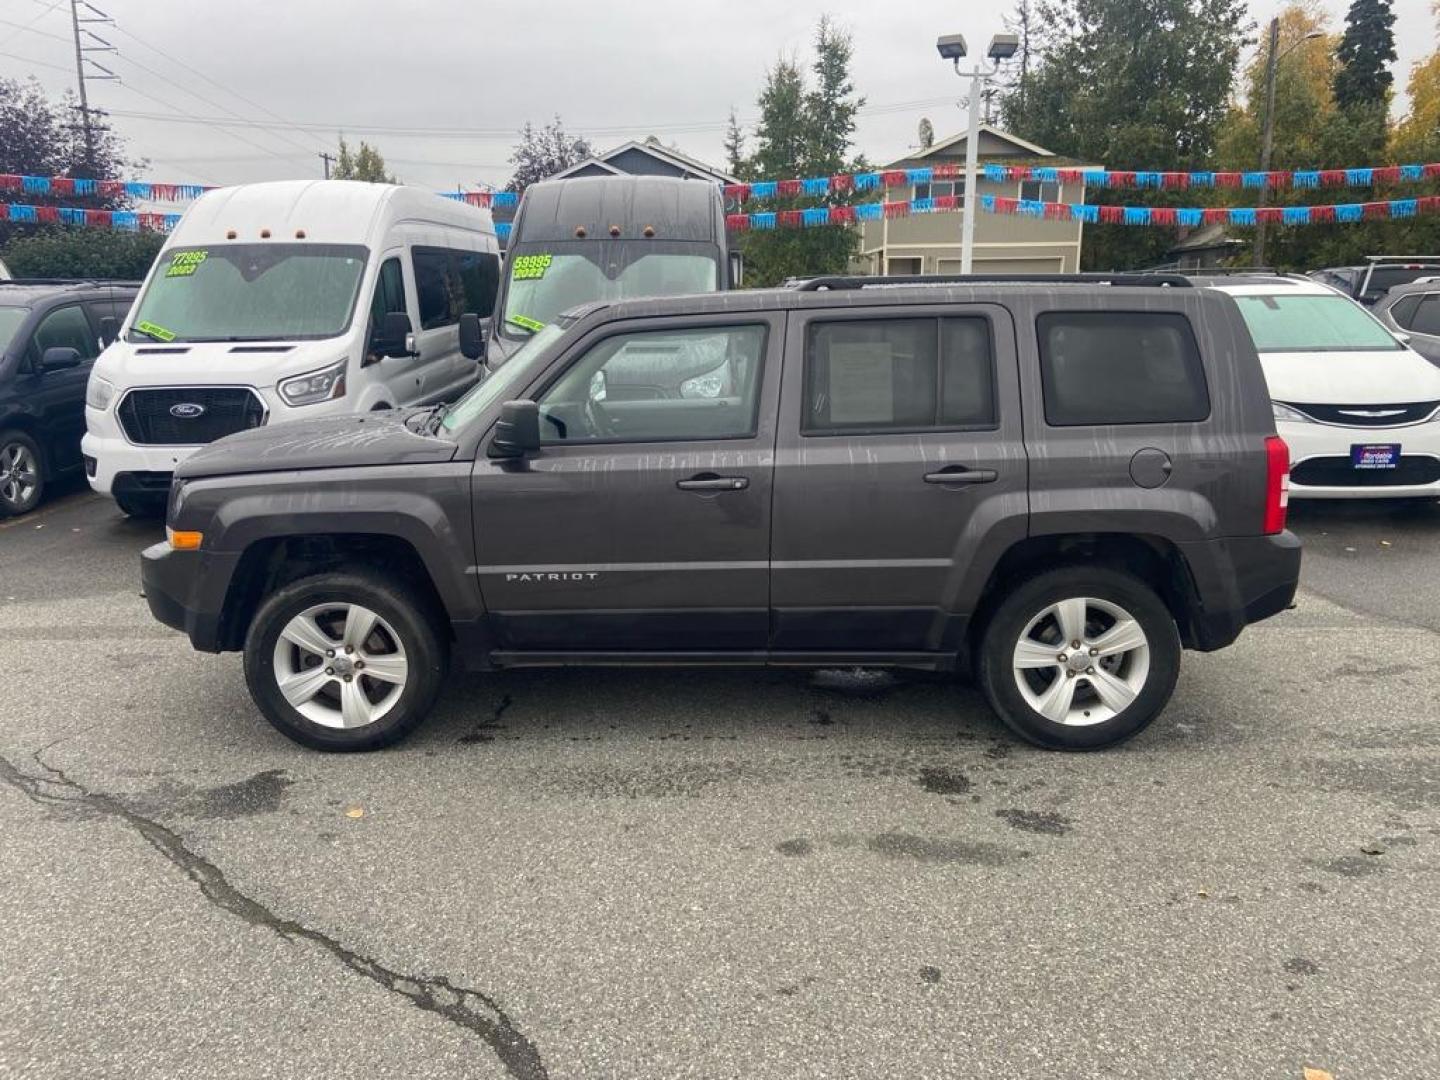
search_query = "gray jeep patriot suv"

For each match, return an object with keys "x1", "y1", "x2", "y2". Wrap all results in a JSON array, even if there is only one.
[{"x1": 143, "y1": 274, "x2": 1301, "y2": 752}]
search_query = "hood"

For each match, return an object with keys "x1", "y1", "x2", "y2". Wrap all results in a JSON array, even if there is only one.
[
  {"x1": 92, "y1": 338, "x2": 346, "y2": 386},
  {"x1": 176, "y1": 409, "x2": 457, "y2": 480},
  {"x1": 1260, "y1": 348, "x2": 1440, "y2": 405}
]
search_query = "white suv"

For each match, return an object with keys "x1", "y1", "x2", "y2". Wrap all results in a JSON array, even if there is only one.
[{"x1": 1207, "y1": 275, "x2": 1440, "y2": 499}]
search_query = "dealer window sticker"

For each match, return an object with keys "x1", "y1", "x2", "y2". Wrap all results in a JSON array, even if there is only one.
[
  {"x1": 510, "y1": 254, "x2": 553, "y2": 281},
  {"x1": 135, "y1": 320, "x2": 177, "y2": 342},
  {"x1": 166, "y1": 250, "x2": 209, "y2": 278}
]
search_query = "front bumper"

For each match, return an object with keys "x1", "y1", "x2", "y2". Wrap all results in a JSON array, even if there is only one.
[
  {"x1": 1279, "y1": 419, "x2": 1440, "y2": 499},
  {"x1": 82, "y1": 425, "x2": 198, "y2": 497},
  {"x1": 1177, "y1": 531, "x2": 1302, "y2": 651},
  {"x1": 141, "y1": 541, "x2": 239, "y2": 652}
]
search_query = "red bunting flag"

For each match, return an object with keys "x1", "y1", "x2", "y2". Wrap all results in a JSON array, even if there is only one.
[
  {"x1": 777, "y1": 179, "x2": 803, "y2": 197},
  {"x1": 1309, "y1": 205, "x2": 1337, "y2": 223}
]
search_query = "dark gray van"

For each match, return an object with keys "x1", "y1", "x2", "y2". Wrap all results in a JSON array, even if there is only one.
[{"x1": 143, "y1": 274, "x2": 1301, "y2": 752}]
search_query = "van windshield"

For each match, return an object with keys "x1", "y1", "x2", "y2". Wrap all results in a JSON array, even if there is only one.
[
  {"x1": 0, "y1": 306, "x2": 27, "y2": 353},
  {"x1": 500, "y1": 241, "x2": 719, "y2": 340},
  {"x1": 128, "y1": 244, "x2": 368, "y2": 343},
  {"x1": 1233, "y1": 294, "x2": 1403, "y2": 353}
]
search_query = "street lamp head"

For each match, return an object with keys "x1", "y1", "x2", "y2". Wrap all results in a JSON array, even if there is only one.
[
  {"x1": 987, "y1": 34, "x2": 1020, "y2": 61},
  {"x1": 936, "y1": 34, "x2": 968, "y2": 62}
]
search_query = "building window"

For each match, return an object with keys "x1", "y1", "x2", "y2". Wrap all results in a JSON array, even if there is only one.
[
  {"x1": 914, "y1": 180, "x2": 962, "y2": 202},
  {"x1": 1019, "y1": 180, "x2": 1060, "y2": 203}
]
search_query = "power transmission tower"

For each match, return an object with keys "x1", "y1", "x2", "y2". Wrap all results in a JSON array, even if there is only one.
[{"x1": 68, "y1": 0, "x2": 120, "y2": 177}]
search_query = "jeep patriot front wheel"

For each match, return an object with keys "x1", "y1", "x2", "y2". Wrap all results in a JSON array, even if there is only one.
[
  {"x1": 979, "y1": 567, "x2": 1181, "y2": 750},
  {"x1": 244, "y1": 571, "x2": 446, "y2": 751}
]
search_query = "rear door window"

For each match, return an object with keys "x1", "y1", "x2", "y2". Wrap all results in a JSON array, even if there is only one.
[
  {"x1": 1037, "y1": 311, "x2": 1209, "y2": 426},
  {"x1": 1409, "y1": 294, "x2": 1440, "y2": 336},
  {"x1": 413, "y1": 248, "x2": 456, "y2": 330},
  {"x1": 803, "y1": 317, "x2": 997, "y2": 434}
]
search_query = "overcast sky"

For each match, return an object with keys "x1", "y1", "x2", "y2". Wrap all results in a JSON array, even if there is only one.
[{"x1": 2, "y1": 0, "x2": 1435, "y2": 194}]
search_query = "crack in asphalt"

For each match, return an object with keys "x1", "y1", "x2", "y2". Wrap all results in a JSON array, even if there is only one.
[{"x1": 0, "y1": 751, "x2": 548, "y2": 1080}]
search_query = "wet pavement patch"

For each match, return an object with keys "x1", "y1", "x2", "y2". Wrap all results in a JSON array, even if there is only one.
[
  {"x1": 919, "y1": 965, "x2": 942, "y2": 984},
  {"x1": 460, "y1": 694, "x2": 513, "y2": 744},
  {"x1": 183, "y1": 770, "x2": 294, "y2": 820},
  {"x1": 1310, "y1": 855, "x2": 1385, "y2": 877},
  {"x1": 866, "y1": 832, "x2": 1030, "y2": 867},
  {"x1": 918, "y1": 767, "x2": 971, "y2": 796},
  {"x1": 1283, "y1": 958, "x2": 1320, "y2": 975},
  {"x1": 995, "y1": 808, "x2": 1073, "y2": 836},
  {"x1": 775, "y1": 838, "x2": 814, "y2": 857}
]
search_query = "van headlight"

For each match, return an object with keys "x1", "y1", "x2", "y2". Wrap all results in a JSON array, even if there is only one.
[
  {"x1": 680, "y1": 362, "x2": 728, "y2": 400},
  {"x1": 86, "y1": 375, "x2": 116, "y2": 411},
  {"x1": 1272, "y1": 402, "x2": 1313, "y2": 424},
  {"x1": 278, "y1": 359, "x2": 348, "y2": 406}
]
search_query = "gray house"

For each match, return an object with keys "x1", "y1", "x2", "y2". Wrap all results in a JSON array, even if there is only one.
[{"x1": 853, "y1": 125, "x2": 1090, "y2": 275}]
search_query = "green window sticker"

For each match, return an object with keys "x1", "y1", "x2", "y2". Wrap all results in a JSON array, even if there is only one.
[
  {"x1": 510, "y1": 253, "x2": 553, "y2": 281},
  {"x1": 166, "y1": 250, "x2": 209, "y2": 278},
  {"x1": 506, "y1": 314, "x2": 546, "y2": 333},
  {"x1": 136, "y1": 320, "x2": 177, "y2": 342}
]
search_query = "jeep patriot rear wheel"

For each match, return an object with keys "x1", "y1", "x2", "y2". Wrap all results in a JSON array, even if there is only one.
[
  {"x1": 978, "y1": 567, "x2": 1180, "y2": 750},
  {"x1": 243, "y1": 571, "x2": 447, "y2": 751}
]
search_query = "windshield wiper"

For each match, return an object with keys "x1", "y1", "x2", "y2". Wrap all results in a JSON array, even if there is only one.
[{"x1": 424, "y1": 403, "x2": 452, "y2": 435}]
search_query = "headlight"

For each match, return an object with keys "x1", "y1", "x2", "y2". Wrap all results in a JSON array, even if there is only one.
[
  {"x1": 278, "y1": 359, "x2": 348, "y2": 406},
  {"x1": 86, "y1": 375, "x2": 116, "y2": 411},
  {"x1": 1272, "y1": 402, "x2": 1313, "y2": 424},
  {"x1": 680, "y1": 362, "x2": 728, "y2": 400}
]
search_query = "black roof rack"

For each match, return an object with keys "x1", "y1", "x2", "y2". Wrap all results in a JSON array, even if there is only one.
[
  {"x1": 1168, "y1": 266, "x2": 1281, "y2": 276},
  {"x1": 0, "y1": 277, "x2": 142, "y2": 288},
  {"x1": 788, "y1": 272, "x2": 1194, "y2": 290}
]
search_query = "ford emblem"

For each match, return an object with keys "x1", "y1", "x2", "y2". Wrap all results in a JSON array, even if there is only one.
[{"x1": 169, "y1": 402, "x2": 206, "y2": 419}]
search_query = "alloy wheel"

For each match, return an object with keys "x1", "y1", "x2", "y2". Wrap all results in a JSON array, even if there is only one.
[
  {"x1": 1011, "y1": 596, "x2": 1151, "y2": 726},
  {"x1": 0, "y1": 441, "x2": 39, "y2": 512},
  {"x1": 272, "y1": 602, "x2": 409, "y2": 729}
]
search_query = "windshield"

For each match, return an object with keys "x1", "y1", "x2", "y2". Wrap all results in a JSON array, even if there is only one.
[
  {"x1": 441, "y1": 323, "x2": 567, "y2": 433},
  {"x1": 0, "y1": 306, "x2": 27, "y2": 353},
  {"x1": 1234, "y1": 294, "x2": 1402, "y2": 353},
  {"x1": 500, "y1": 242, "x2": 719, "y2": 338},
  {"x1": 128, "y1": 243, "x2": 368, "y2": 343}
]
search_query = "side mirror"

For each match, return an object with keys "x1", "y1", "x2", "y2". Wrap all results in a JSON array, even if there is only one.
[
  {"x1": 39, "y1": 346, "x2": 82, "y2": 372},
  {"x1": 728, "y1": 250, "x2": 744, "y2": 289},
  {"x1": 490, "y1": 399, "x2": 540, "y2": 458},
  {"x1": 375, "y1": 311, "x2": 415, "y2": 359},
  {"x1": 1394, "y1": 330, "x2": 1413, "y2": 346},
  {"x1": 458, "y1": 312, "x2": 487, "y2": 361},
  {"x1": 99, "y1": 315, "x2": 118, "y2": 346}
]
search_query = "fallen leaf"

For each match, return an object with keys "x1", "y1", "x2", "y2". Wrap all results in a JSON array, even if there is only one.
[
  {"x1": 344, "y1": 805, "x2": 364, "y2": 819},
  {"x1": 1379, "y1": 540, "x2": 1392, "y2": 547},
  {"x1": 1343, "y1": 546, "x2": 1356, "y2": 553},
  {"x1": 1197, "y1": 890, "x2": 1209, "y2": 899},
  {"x1": 1302, "y1": 1068, "x2": 1334, "y2": 1080}
]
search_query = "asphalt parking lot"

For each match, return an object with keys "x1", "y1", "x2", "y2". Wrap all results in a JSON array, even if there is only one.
[{"x1": 1, "y1": 485, "x2": 1437, "y2": 1080}]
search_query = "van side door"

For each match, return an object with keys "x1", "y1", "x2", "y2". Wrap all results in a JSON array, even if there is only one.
[
  {"x1": 769, "y1": 303, "x2": 1028, "y2": 654},
  {"x1": 469, "y1": 313, "x2": 782, "y2": 652}
]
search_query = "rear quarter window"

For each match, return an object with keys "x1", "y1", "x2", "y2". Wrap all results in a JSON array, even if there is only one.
[{"x1": 1037, "y1": 311, "x2": 1210, "y2": 426}]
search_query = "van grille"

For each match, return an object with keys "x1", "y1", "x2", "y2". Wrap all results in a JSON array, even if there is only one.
[
  {"x1": 118, "y1": 387, "x2": 266, "y2": 445},
  {"x1": 1291, "y1": 455, "x2": 1440, "y2": 488},
  {"x1": 1282, "y1": 401, "x2": 1440, "y2": 427}
]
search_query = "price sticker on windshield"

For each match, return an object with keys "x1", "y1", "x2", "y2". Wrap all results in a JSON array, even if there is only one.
[
  {"x1": 511, "y1": 254, "x2": 552, "y2": 281},
  {"x1": 166, "y1": 250, "x2": 208, "y2": 278}
]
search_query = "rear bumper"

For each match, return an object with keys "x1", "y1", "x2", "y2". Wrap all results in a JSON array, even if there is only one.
[
  {"x1": 1177, "y1": 531, "x2": 1302, "y2": 651},
  {"x1": 141, "y1": 541, "x2": 238, "y2": 652}
]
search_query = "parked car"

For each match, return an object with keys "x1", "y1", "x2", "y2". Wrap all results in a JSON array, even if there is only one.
[
  {"x1": 83, "y1": 180, "x2": 500, "y2": 518},
  {"x1": 1373, "y1": 280, "x2": 1440, "y2": 367},
  {"x1": 0, "y1": 257, "x2": 12, "y2": 280},
  {"x1": 1200, "y1": 274, "x2": 1440, "y2": 498},
  {"x1": 1308, "y1": 257, "x2": 1440, "y2": 306},
  {"x1": 490, "y1": 175, "x2": 741, "y2": 368},
  {"x1": 0, "y1": 279, "x2": 137, "y2": 516},
  {"x1": 143, "y1": 272, "x2": 1300, "y2": 753}
]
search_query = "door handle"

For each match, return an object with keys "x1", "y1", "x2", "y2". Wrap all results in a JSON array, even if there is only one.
[
  {"x1": 923, "y1": 465, "x2": 998, "y2": 485},
  {"x1": 677, "y1": 473, "x2": 749, "y2": 492}
]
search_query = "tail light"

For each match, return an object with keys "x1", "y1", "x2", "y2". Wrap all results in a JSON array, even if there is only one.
[{"x1": 1263, "y1": 435, "x2": 1290, "y2": 535}]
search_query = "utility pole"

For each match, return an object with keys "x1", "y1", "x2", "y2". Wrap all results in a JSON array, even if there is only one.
[
  {"x1": 319, "y1": 152, "x2": 336, "y2": 179},
  {"x1": 67, "y1": 0, "x2": 118, "y2": 178},
  {"x1": 1254, "y1": 18, "x2": 1280, "y2": 269}
]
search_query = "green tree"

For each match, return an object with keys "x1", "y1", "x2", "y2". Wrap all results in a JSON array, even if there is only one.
[
  {"x1": 505, "y1": 117, "x2": 593, "y2": 192},
  {"x1": 723, "y1": 108, "x2": 746, "y2": 177},
  {"x1": 1002, "y1": 0, "x2": 1251, "y2": 269},
  {"x1": 736, "y1": 18, "x2": 867, "y2": 286},
  {"x1": 332, "y1": 137, "x2": 396, "y2": 183},
  {"x1": 1332, "y1": 0, "x2": 1397, "y2": 111},
  {"x1": 2, "y1": 228, "x2": 163, "y2": 280}
]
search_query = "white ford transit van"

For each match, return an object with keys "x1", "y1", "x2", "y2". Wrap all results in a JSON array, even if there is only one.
[{"x1": 83, "y1": 180, "x2": 499, "y2": 516}]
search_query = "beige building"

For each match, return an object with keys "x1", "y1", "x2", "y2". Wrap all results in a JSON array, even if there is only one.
[{"x1": 853, "y1": 125, "x2": 1089, "y2": 276}]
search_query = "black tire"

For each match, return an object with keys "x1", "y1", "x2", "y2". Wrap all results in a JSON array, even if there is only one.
[
  {"x1": 113, "y1": 491, "x2": 167, "y2": 519},
  {"x1": 243, "y1": 571, "x2": 448, "y2": 751},
  {"x1": 977, "y1": 566, "x2": 1181, "y2": 751},
  {"x1": 0, "y1": 429, "x2": 45, "y2": 517}
]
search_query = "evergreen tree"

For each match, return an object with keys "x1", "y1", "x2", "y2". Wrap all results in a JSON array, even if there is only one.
[
  {"x1": 333, "y1": 137, "x2": 396, "y2": 183},
  {"x1": 1332, "y1": 0, "x2": 1397, "y2": 111},
  {"x1": 722, "y1": 108, "x2": 746, "y2": 177}
]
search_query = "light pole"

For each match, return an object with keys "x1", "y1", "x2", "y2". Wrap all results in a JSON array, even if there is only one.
[
  {"x1": 1254, "y1": 21, "x2": 1324, "y2": 267},
  {"x1": 937, "y1": 33, "x2": 1019, "y2": 274}
]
